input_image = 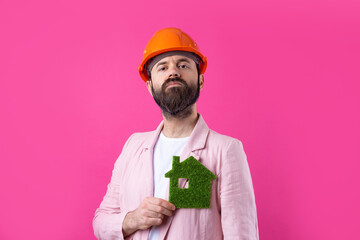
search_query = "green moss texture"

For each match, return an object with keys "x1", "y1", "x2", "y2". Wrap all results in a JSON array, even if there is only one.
[{"x1": 165, "y1": 156, "x2": 217, "y2": 208}]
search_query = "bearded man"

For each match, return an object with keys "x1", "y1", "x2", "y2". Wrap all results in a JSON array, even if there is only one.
[{"x1": 93, "y1": 28, "x2": 259, "y2": 240}]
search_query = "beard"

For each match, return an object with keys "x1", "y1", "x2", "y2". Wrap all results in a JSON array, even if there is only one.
[{"x1": 151, "y1": 76, "x2": 200, "y2": 119}]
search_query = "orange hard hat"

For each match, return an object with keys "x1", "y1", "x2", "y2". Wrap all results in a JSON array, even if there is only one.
[{"x1": 138, "y1": 27, "x2": 207, "y2": 82}]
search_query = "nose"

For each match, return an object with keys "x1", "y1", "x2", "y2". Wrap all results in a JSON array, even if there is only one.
[{"x1": 168, "y1": 64, "x2": 180, "y2": 78}]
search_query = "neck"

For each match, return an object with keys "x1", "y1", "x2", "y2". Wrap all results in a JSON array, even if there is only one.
[{"x1": 161, "y1": 105, "x2": 199, "y2": 138}]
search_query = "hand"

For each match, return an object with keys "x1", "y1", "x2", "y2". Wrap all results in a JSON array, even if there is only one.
[{"x1": 122, "y1": 197, "x2": 176, "y2": 237}]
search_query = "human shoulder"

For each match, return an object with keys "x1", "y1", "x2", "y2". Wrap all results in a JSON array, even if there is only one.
[
  {"x1": 200, "y1": 127, "x2": 247, "y2": 176},
  {"x1": 114, "y1": 129, "x2": 158, "y2": 168},
  {"x1": 207, "y1": 128, "x2": 244, "y2": 150},
  {"x1": 123, "y1": 129, "x2": 158, "y2": 149}
]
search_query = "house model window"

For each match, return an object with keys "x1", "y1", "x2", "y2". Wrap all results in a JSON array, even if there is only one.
[
  {"x1": 179, "y1": 178, "x2": 189, "y2": 188},
  {"x1": 165, "y1": 156, "x2": 217, "y2": 208}
]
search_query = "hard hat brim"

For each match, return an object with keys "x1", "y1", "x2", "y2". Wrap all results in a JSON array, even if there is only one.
[{"x1": 139, "y1": 47, "x2": 207, "y2": 82}]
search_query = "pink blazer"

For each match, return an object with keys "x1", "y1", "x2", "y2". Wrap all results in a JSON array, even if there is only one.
[{"x1": 93, "y1": 114, "x2": 259, "y2": 240}]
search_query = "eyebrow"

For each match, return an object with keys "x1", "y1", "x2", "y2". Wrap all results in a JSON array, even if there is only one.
[{"x1": 155, "y1": 58, "x2": 192, "y2": 68}]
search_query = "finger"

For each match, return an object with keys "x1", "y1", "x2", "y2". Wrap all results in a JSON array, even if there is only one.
[
  {"x1": 143, "y1": 210, "x2": 164, "y2": 219},
  {"x1": 149, "y1": 197, "x2": 176, "y2": 211},
  {"x1": 147, "y1": 204, "x2": 174, "y2": 217},
  {"x1": 146, "y1": 217, "x2": 163, "y2": 227},
  {"x1": 138, "y1": 217, "x2": 163, "y2": 230}
]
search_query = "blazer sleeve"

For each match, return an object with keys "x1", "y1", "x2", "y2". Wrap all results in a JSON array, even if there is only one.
[
  {"x1": 219, "y1": 139, "x2": 259, "y2": 240},
  {"x1": 93, "y1": 134, "x2": 135, "y2": 240}
]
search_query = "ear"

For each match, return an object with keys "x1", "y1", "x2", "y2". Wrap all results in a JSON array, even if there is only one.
[
  {"x1": 199, "y1": 74, "x2": 205, "y2": 90},
  {"x1": 146, "y1": 80, "x2": 153, "y2": 96}
]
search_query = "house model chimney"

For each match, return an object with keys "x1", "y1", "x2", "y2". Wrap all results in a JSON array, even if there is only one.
[{"x1": 172, "y1": 156, "x2": 180, "y2": 170}]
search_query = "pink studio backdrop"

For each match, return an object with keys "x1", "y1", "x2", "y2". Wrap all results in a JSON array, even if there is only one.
[{"x1": 1, "y1": 0, "x2": 359, "y2": 239}]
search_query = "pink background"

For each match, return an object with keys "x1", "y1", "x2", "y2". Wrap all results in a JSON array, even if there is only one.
[{"x1": 1, "y1": 0, "x2": 359, "y2": 239}]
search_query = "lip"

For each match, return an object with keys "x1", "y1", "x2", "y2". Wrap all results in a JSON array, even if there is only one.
[{"x1": 166, "y1": 82, "x2": 183, "y2": 88}]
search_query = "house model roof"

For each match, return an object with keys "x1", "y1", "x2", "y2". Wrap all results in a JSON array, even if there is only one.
[{"x1": 165, "y1": 156, "x2": 217, "y2": 179}]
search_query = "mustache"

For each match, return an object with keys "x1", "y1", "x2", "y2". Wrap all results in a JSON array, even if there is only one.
[{"x1": 163, "y1": 77, "x2": 187, "y2": 88}]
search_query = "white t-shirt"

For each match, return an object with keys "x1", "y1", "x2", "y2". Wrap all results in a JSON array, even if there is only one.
[{"x1": 148, "y1": 132, "x2": 189, "y2": 240}]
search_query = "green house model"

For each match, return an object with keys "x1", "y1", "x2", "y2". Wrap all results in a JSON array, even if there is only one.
[{"x1": 165, "y1": 156, "x2": 217, "y2": 208}]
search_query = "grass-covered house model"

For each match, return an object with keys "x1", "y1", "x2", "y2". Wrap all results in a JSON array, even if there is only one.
[{"x1": 165, "y1": 156, "x2": 217, "y2": 208}]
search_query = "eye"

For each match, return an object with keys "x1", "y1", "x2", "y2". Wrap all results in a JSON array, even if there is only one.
[
  {"x1": 158, "y1": 66, "x2": 166, "y2": 71},
  {"x1": 179, "y1": 64, "x2": 188, "y2": 69}
]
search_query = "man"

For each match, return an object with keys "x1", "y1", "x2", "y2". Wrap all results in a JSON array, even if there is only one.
[{"x1": 93, "y1": 27, "x2": 259, "y2": 240}]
